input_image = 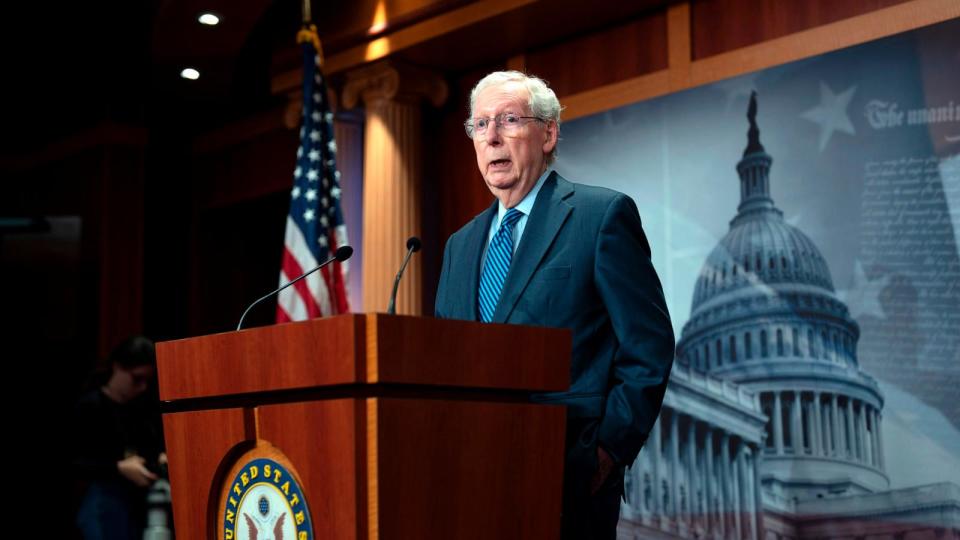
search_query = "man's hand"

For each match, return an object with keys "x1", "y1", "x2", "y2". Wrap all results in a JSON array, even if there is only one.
[
  {"x1": 589, "y1": 446, "x2": 615, "y2": 495},
  {"x1": 117, "y1": 455, "x2": 158, "y2": 487}
]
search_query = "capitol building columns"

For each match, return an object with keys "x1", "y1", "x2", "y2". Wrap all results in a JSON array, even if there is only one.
[
  {"x1": 758, "y1": 390, "x2": 884, "y2": 468},
  {"x1": 652, "y1": 414, "x2": 663, "y2": 518},
  {"x1": 720, "y1": 432, "x2": 731, "y2": 538},
  {"x1": 622, "y1": 391, "x2": 766, "y2": 540},
  {"x1": 686, "y1": 418, "x2": 698, "y2": 529},
  {"x1": 831, "y1": 394, "x2": 842, "y2": 457},
  {"x1": 874, "y1": 410, "x2": 885, "y2": 468},
  {"x1": 846, "y1": 397, "x2": 857, "y2": 460},
  {"x1": 813, "y1": 392, "x2": 825, "y2": 456},
  {"x1": 819, "y1": 395, "x2": 829, "y2": 456},
  {"x1": 791, "y1": 392, "x2": 804, "y2": 454},
  {"x1": 704, "y1": 428, "x2": 715, "y2": 535},
  {"x1": 772, "y1": 392, "x2": 784, "y2": 455}
]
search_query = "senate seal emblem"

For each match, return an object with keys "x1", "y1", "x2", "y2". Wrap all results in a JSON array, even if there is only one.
[{"x1": 219, "y1": 451, "x2": 314, "y2": 540}]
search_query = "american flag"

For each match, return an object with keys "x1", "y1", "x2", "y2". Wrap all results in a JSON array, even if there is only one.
[{"x1": 277, "y1": 28, "x2": 349, "y2": 322}]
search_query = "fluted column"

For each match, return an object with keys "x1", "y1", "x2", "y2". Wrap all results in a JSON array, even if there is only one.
[
  {"x1": 870, "y1": 407, "x2": 880, "y2": 467},
  {"x1": 875, "y1": 410, "x2": 885, "y2": 469},
  {"x1": 636, "y1": 453, "x2": 647, "y2": 518},
  {"x1": 704, "y1": 429, "x2": 715, "y2": 538},
  {"x1": 670, "y1": 411, "x2": 681, "y2": 522},
  {"x1": 686, "y1": 418, "x2": 698, "y2": 529},
  {"x1": 329, "y1": 112, "x2": 364, "y2": 308},
  {"x1": 845, "y1": 398, "x2": 856, "y2": 460},
  {"x1": 653, "y1": 418, "x2": 663, "y2": 519},
  {"x1": 773, "y1": 392, "x2": 784, "y2": 455},
  {"x1": 858, "y1": 401, "x2": 870, "y2": 465},
  {"x1": 720, "y1": 433, "x2": 731, "y2": 539},
  {"x1": 342, "y1": 61, "x2": 447, "y2": 315},
  {"x1": 823, "y1": 398, "x2": 833, "y2": 455},
  {"x1": 791, "y1": 392, "x2": 803, "y2": 454},
  {"x1": 743, "y1": 447, "x2": 757, "y2": 540},
  {"x1": 812, "y1": 392, "x2": 824, "y2": 456},
  {"x1": 805, "y1": 398, "x2": 816, "y2": 456},
  {"x1": 637, "y1": 449, "x2": 653, "y2": 521},
  {"x1": 752, "y1": 446, "x2": 764, "y2": 540},
  {"x1": 734, "y1": 441, "x2": 745, "y2": 540},
  {"x1": 831, "y1": 394, "x2": 841, "y2": 457}
]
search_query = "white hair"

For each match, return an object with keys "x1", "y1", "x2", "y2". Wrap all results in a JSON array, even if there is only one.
[{"x1": 468, "y1": 71, "x2": 562, "y2": 162}]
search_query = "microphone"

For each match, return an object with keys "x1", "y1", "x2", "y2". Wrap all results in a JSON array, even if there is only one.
[
  {"x1": 387, "y1": 236, "x2": 421, "y2": 315},
  {"x1": 236, "y1": 245, "x2": 353, "y2": 331}
]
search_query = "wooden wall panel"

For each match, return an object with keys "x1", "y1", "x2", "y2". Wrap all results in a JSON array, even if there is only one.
[
  {"x1": 188, "y1": 189, "x2": 289, "y2": 335},
  {"x1": 526, "y1": 12, "x2": 668, "y2": 98},
  {"x1": 194, "y1": 116, "x2": 296, "y2": 211},
  {"x1": 691, "y1": 0, "x2": 912, "y2": 59}
]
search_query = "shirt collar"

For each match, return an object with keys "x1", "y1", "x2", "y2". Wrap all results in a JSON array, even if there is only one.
[{"x1": 497, "y1": 168, "x2": 552, "y2": 224}]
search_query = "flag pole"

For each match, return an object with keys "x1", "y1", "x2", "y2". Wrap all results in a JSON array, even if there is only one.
[
  {"x1": 297, "y1": 0, "x2": 324, "y2": 68},
  {"x1": 302, "y1": 0, "x2": 311, "y2": 24}
]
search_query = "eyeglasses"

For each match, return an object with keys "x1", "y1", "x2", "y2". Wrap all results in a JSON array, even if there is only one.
[{"x1": 464, "y1": 113, "x2": 545, "y2": 139}]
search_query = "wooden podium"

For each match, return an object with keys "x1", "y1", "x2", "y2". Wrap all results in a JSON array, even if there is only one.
[{"x1": 157, "y1": 313, "x2": 571, "y2": 539}]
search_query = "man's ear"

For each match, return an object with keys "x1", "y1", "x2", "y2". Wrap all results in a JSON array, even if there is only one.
[{"x1": 543, "y1": 121, "x2": 558, "y2": 154}]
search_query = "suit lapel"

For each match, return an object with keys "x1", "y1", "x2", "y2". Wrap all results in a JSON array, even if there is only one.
[
  {"x1": 493, "y1": 172, "x2": 574, "y2": 323},
  {"x1": 456, "y1": 202, "x2": 497, "y2": 321}
]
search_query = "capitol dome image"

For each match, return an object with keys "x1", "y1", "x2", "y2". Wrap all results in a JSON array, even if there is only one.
[{"x1": 617, "y1": 93, "x2": 960, "y2": 540}]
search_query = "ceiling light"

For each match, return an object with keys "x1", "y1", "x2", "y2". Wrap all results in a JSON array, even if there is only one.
[
  {"x1": 180, "y1": 68, "x2": 200, "y2": 80},
  {"x1": 198, "y1": 13, "x2": 220, "y2": 26}
]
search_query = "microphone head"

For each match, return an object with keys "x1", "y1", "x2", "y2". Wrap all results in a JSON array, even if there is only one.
[
  {"x1": 335, "y1": 245, "x2": 354, "y2": 261},
  {"x1": 406, "y1": 236, "x2": 422, "y2": 252}
]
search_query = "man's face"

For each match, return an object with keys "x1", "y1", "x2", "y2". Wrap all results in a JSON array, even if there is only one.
[{"x1": 472, "y1": 82, "x2": 557, "y2": 203}]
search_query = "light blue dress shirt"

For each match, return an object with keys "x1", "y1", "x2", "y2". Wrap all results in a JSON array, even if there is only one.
[{"x1": 481, "y1": 169, "x2": 552, "y2": 268}]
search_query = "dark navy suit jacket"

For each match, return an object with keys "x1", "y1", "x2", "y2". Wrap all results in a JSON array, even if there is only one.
[{"x1": 435, "y1": 172, "x2": 675, "y2": 475}]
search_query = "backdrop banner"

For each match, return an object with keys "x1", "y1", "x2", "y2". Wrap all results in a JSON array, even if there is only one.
[{"x1": 555, "y1": 18, "x2": 960, "y2": 538}]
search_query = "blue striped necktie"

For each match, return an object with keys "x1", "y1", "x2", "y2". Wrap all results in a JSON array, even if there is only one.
[{"x1": 478, "y1": 208, "x2": 523, "y2": 322}]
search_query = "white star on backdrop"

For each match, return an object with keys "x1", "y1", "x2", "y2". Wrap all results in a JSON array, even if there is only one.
[
  {"x1": 306, "y1": 169, "x2": 318, "y2": 181},
  {"x1": 305, "y1": 189, "x2": 317, "y2": 201},
  {"x1": 291, "y1": 186, "x2": 301, "y2": 199},
  {"x1": 801, "y1": 82, "x2": 857, "y2": 152},
  {"x1": 308, "y1": 149, "x2": 320, "y2": 161},
  {"x1": 293, "y1": 166, "x2": 302, "y2": 178},
  {"x1": 309, "y1": 130, "x2": 320, "y2": 142},
  {"x1": 313, "y1": 92, "x2": 322, "y2": 103},
  {"x1": 311, "y1": 111, "x2": 322, "y2": 122},
  {"x1": 303, "y1": 209, "x2": 315, "y2": 222},
  {"x1": 837, "y1": 260, "x2": 889, "y2": 320}
]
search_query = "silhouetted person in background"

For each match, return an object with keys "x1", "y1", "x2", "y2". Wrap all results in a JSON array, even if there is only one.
[{"x1": 73, "y1": 335, "x2": 166, "y2": 540}]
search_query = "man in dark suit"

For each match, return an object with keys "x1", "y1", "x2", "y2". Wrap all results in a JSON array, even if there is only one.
[{"x1": 434, "y1": 71, "x2": 675, "y2": 539}]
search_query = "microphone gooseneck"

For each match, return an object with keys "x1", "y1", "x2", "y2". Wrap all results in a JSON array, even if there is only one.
[
  {"x1": 387, "y1": 236, "x2": 422, "y2": 315},
  {"x1": 236, "y1": 245, "x2": 354, "y2": 331}
]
